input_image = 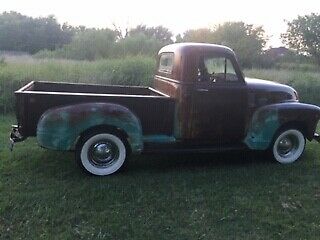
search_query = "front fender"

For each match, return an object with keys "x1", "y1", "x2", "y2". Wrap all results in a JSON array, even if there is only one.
[
  {"x1": 37, "y1": 102, "x2": 143, "y2": 153},
  {"x1": 244, "y1": 102, "x2": 320, "y2": 150}
]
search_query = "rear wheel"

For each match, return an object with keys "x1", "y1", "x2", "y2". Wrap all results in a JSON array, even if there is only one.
[
  {"x1": 271, "y1": 129, "x2": 306, "y2": 164},
  {"x1": 76, "y1": 132, "x2": 127, "y2": 176}
]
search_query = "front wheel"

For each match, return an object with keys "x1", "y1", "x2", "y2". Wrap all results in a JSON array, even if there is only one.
[
  {"x1": 271, "y1": 129, "x2": 306, "y2": 164},
  {"x1": 76, "y1": 132, "x2": 127, "y2": 176}
]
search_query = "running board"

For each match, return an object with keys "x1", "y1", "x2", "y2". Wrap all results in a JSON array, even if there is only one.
[{"x1": 143, "y1": 144, "x2": 247, "y2": 154}]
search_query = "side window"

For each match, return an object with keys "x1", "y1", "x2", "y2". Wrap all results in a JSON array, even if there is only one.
[
  {"x1": 198, "y1": 56, "x2": 238, "y2": 82},
  {"x1": 158, "y1": 53, "x2": 174, "y2": 74}
]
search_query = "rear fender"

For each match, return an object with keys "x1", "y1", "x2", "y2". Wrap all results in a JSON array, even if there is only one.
[
  {"x1": 37, "y1": 102, "x2": 143, "y2": 153},
  {"x1": 244, "y1": 102, "x2": 320, "y2": 150}
]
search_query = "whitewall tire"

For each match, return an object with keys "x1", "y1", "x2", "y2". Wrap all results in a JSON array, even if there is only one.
[
  {"x1": 77, "y1": 133, "x2": 127, "y2": 176},
  {"x1": 272, "y1": 129, "x2": 306, "y2": 164}
]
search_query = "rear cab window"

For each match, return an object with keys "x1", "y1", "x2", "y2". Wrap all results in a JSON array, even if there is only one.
[{"x1": 158, "y1": 53, "x2": 174, "y2": 74}]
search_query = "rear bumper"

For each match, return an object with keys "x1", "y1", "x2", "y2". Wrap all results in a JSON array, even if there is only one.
[
  {"x1": 9, "y1": 125, "x2": 26, "y2": 151},
  {"x1": 314, "y1": 133, "x2": 320, "y2": 143}
]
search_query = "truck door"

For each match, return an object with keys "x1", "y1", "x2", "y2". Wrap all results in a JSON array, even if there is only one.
[{"x1": 191, "y1": 54, "x2": 248, "y2": 144}]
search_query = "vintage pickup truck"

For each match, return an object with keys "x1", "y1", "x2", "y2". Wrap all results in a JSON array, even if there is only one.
[{"x1": 10, "y1": 43, "x2": 320, "y2": 176}]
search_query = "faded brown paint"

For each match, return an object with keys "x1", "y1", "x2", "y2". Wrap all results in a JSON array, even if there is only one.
[
  {"x1": 14, "y1": 81, "x2": 176, "y2": 138},
  {"x1": 154, "y1": 43, "x2": 247, "y2": 142}
]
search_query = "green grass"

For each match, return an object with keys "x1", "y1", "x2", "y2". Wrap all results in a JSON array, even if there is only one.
[{"x1": 1, "y1": 115, "x2": 320, "y2": 239}]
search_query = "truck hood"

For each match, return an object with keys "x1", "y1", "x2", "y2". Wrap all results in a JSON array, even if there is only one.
[
  {"x1": 245, "y1": 77, "x2": 297, "y2": 102},
  {"x1": 245, "y1": 78, "x2": 294, "y2": 92}
]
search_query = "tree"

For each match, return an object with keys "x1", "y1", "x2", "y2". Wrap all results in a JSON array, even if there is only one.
[
  {"x1": 175, "y1": 34, "x2": 183, "y2": 43},
  {"x1": 180, "y1": 22, "x2": 267, "y2": 67},
  {"x1": 211, "y1": 22, "x2": 267, "y2": 67},
  {"x1": 64, "y1": 29, "x2": 117, "y2": 60},
  {"x1": 0, "y1": 11, "x2": 75, "y2": 53},
  {"x1": 114, "y1": 33, "x2": 164, "y2": 57},
  {"x1": 128, "y1": 25, "x2": 173, "y2": 44},
  {"x1": 182, "y1": 28, "x2": 214, "y2": 43},
  {"x1": 281, "y1": 13, "x2": 320, "y2": 65}
]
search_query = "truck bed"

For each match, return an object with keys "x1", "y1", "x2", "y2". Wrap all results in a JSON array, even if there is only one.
[
  {"x1": 15, "y1": 81, "x2": 176, "y2": 137},
  {"x1": 19, "y1": 81, "x2": 169, "y2": 96}
]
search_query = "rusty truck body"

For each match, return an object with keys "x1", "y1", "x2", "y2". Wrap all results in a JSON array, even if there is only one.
[{"x1": 10, "y1": 43, "x2": 320, "y2": 176}]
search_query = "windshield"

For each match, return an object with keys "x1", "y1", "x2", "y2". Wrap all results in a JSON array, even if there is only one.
[{"x1": 198, "y1": 55, "x2": 239, "y2": 83}]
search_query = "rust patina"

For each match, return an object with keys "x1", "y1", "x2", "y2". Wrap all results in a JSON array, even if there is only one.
[{"x1": 37, "y1": 102, "x2": 143, "y2": 152}]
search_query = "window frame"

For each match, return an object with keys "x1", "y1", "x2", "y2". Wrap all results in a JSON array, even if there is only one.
[
  {"x1": 198, "y1": 53, "x2": 245, "y2": 85},
  {"x1": 158, "y1": 52, "x2": 174, "y2": 74}
]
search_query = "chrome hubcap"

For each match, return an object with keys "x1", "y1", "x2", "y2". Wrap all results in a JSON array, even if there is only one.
[
  {"x1": 277, "y1": 134, "x2": 298, "y2": 157},
  {"x1": 88, "y1": 141, "x2": 119, "y2": 167}
]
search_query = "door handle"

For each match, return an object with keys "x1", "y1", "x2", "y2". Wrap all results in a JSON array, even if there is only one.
[{"x1": 197, "y1": 88, "x2": 209, "y2": 92}]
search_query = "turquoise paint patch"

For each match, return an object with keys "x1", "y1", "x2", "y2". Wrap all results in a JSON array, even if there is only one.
[
  {"x1": 143, "y1": 135, "x2": 176, "y2": 143},
  {"x1": 244, "y1": 107, "x2": 280, "y2": 150},
  {"x1": 37, "y1": 103, "x2": 143, "y2": 153}
]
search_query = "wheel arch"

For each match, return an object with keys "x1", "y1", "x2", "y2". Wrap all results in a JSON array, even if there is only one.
[
  {"x1": 36, "y1": 102, "x2": 143, "y2": 153},
  {"x1": 244, "y1": 102, "x2": 320, "y2": 150},
  {"x1": 275, "y1": 121, "x2": 307, "y2": 137}
]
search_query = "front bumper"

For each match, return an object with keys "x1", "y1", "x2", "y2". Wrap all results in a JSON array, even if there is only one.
[
  {"x1": 314, "y1": 133, "x2": 320, "y2": 143},
  {"x1": 9, "y1": 125, "x2": 26, "y2": 151}
]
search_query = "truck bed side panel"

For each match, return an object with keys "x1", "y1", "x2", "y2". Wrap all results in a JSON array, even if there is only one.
[{"x1": 18, "y1": 92, "x2": 175, "y2": 137}]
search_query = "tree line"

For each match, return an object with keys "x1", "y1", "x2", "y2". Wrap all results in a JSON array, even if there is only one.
[
  {"x1": 0, "y1": 12, "x2": 76, "y2": 53},
  {"x1": 1, "y1": 11, "x2": 319, "y2": 67}
]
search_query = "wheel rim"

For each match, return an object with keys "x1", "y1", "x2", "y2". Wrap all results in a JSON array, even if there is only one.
[
  {"x1": 276, "y1": 133, "x2": 299, "y2": 158},
  {"x1": 88, "y1": 140, "x2": 119, "y2": 168}
]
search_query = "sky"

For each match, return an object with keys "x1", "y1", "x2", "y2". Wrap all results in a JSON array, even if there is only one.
[{"x1": 1, "y1": 0, "x2": 320, "y2": 47}]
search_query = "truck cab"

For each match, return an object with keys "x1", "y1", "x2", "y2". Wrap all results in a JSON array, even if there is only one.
[
  {"x1": 11, "y1": 43, "x2": 320, "y2": 176},
  {"x1": 154, "y1": 43, "x2": 249, "y2": 144}
]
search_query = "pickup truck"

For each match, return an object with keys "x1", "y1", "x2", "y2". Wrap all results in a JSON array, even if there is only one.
[{"x1": 10, "y1": 43, "x2": 320, "y2": 176}]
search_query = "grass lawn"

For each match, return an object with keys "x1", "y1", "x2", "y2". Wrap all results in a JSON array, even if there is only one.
[{"x1": 1, "y1": 114, "x2": 320, "y2": 239}]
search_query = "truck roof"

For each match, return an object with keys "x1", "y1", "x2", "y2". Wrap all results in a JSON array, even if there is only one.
[{"x1": 158, "y1": 42, "x2": 235, "y2": 56}]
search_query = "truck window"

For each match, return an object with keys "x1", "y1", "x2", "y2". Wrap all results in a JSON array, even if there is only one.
[
  {"x1": 158, "y1": 53, "x2": 174, "y2": 74},
  {"x1": 198, "y1": 56, "x2": 238, "y2": 82}
]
